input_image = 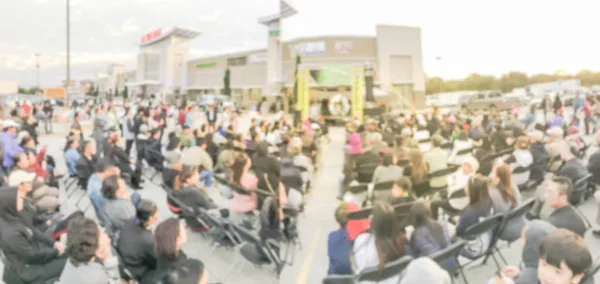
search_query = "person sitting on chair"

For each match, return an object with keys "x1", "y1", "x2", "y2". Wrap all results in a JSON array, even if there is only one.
[{"x1": 105, "y1": 132, "x2": 143, "y2": 189}]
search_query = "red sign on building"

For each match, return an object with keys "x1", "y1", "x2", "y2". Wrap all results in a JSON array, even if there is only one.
[{"x1": 141, "y1": 28, "x2": 162, "y2": 44}]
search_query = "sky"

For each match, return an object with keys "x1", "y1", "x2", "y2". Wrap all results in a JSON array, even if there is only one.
[{"x1": 1, "y1": 0, "x2": 599, "y2": 88}]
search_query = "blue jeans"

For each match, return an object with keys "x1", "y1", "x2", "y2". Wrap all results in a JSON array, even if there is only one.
[
  {"x1": 199, "y1": 170, "x2": 214, "y2": 188},
  {"x1": 131, "y1": 192, "x2": 141, "y2": 206}
]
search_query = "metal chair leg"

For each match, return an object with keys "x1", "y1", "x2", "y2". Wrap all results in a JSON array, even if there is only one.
[{"x1": 459, "y1": 267, "x2": 470, "y2": 284}]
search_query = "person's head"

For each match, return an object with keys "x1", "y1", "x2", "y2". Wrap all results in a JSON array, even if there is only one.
[
  {"x1": 8, "y1": 170, "x2": 35, "y2": 197},
  {"x1": 160, "y1": 259, "x2": 208, "y2": 284},
  {"x1": 334, "y1": 202, "x2": 350, "y2": 229},
  {"x1": 492, "y1": 164, "x2": 518, "y2": 207},
  {"x1": 538, "y1": 229, "x2": 592, "y2": 284},
  {"x1": 195, "y1": 137, "x2": 207, "y2": 150},
  {"x1": 136, "y1": 199, "x2": 159, "y2": 228},
  {"x1": 82, "y1": 140, "x2": 94, "y2": 156},
  {"x1": 96, "y1": 157, "x2": 118, "y2": 178},
  {"x1": 410, "y1": 201, "x2": 434, "y2": 228},
  {"x1": 462, "y1": 156, "x2": 479, "y2": 175},
  {"x1": 74, "y1": 111, "x2": 81, "y2": 121},
  {"x1": 528, "y1": 130, "x2": 545, "y2": 144},
  {"x1": 515, "y1": 135, "x2": 530, "y2": 150},
  {"x1": 381, "y1": 152, "x2": 394, "y2": 167},
  {"x1": 370, "y1": 201, "x2": 405, "y2": 269},
  {"x1": 154, "y1": 218, "x2": 187, "y2": 261},
  {"x1": 545, "y1": 176, "x2": 572, "y2": 209},
  {"x1": 392, "y1": 177, "x2": 412, "y2": 198},
  {"x1": 66, "y1": 137, "x2": 79, "y2": 151},
  {"x1": 466, "y1": 175, "x2": 491, "y2": 208},
  {"x1": 13, "y1": 152, "x2": 29, "y2": 169},
  {"x1": 231, "y1": 154, "x2": 250, "y2": 185},
  {"x1": 3, "y1": 119, "x2": 18, "y2": 134},
  {"x1": 431, "y1": 134, "x2": 443, "y2": 148},
  {"x1": 174, "y1": 166, "x2": 199, "y2": 190},
  {"x1": 20, "y1": 135, "x2": 34, "y2": 148},
  {"x1": 101, "y1": 175, "x2": 126, "y2": 200},
  {"x1": 167, "y1": 136, "x2": 181, "y2": 151},
  {"x1": 66, "y1": 216, "x2": 110, "y2": 266},
  {"x1": 547, "y1": 127, "x2": 564, "y2": 142}
]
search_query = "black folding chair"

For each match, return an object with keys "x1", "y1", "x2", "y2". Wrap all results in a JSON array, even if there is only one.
[
  {"x1": 347, "y1": 207, "x2": 372, "y2": 220},
  {"x1": 441, "y1": 142, "x2": 453, "y2": 151},
  {"x1": 512, "y1": 165, "x2": 531, "y2": 191},
  {"x1": 461, "y1": 214, "x2": 505, "y2": 270},
  {"x1": 412, "y1": 178, "x2": 432, "y2": 198},
  {"x1": 0, "y1": 249, "x2": 59, "y2": 284},
  {"x1": 581, "y1": 256, "x2": 600, "y2": 283},
  {"x1": 572, "y1": 174, "x2": 594, "y2": 228},
  {"x1": 356, "y1": 255, "x2": 413, "y2": 283},
  {"x1": 428, "y1": 166, "x2": 458, "y2": 192},
  {"x1": 226, "y1": 224, "x2": 282, "y2": 281},
  {"x1": 144, "y1": 148, "x2": 165, "y2": 183},
  {"x1": 428, "y1": 240, "x2": 469, "y2": 284},
  {"x1": 396, "y1": 159, "x2": 409, "y2": 168},
  {"x1": 357, "y1": 163, "x2": 379, "y2": 183},
  {"x1": 526, "y1": 157, "x2": 550, "y2": 190},
  {"x1": 483, "y1": 199, "x2": 535, "y2": 266},
  {"x1": 322, "y1": 275, "x2": 355, "y2": 284}
]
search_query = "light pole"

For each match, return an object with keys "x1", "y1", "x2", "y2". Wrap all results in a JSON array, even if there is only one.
[
  {"x1": 66, "y1": 0, "x2": 70, "y2": 88},
  {"x1": 35, "y1": 53, "x2": 40, "y2": 89},
  {"x1": 436, "y1": 56, "x2": 442, "y2": 94}
]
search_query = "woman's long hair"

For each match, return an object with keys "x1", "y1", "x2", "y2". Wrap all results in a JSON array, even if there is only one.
[
  {"x1": 154, "y1": 218, "x2": 182, "y2": 261},
  {"x1": 408, "y1": 149, "x2": 427, "y2": 182},
  {"x1": 410, "y1": 202, "x2": 447, "y2": 249},
  {"x1": 173, "y1": 166, "x2": 197, "y2": 191},
  {"x1": 231, "y1": 154, "x2": 248, "y2": 186},
  {"x1": 371, "y1": 201, "x2": 406, "y2": 270},
  {"x1": 467, "y1": 175, "x2": 492, "y2": 208},
  {"x1": 495, "y1": 164, "x2": 517, "y2": 207}
]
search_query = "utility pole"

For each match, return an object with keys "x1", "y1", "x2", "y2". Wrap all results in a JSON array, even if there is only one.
[
  {"x1": 35, "y1": 53, "x2": 40, "y2": 89},
  {"x1": 66, "y1": 0, "x2": 70, "y2": 87}
]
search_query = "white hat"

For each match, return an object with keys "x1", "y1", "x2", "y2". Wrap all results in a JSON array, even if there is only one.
[
  {"x1": 139, "y1": 124, "x2": 149, "y2": 133},
  {"x1": 3, "y1": 119, "x2": 18, "y2": 128},
  {"x1": 9, "y1": 170, "x2": 36, "y2": 187},
  {"x1": 546, "y1": 127, "x2": 564, "y2": 137},
  {"x1": 527, "y1": 130, "x2": 544, "y2": 142}
]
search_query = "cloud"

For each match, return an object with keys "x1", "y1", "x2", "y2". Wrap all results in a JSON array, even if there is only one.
[{"x1": 107, "y1": 18, "x2": 140, "y2": 37}]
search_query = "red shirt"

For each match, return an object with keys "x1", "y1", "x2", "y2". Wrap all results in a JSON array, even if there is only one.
[
  {"x1": 22, "y1": 104, "x2": 31, "y2": 115},
  {"x1": 177, "y1": 112, "x2": 186, "y2": 125}
]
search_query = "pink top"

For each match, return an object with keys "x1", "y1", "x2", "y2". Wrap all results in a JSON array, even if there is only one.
[
  {"x1": 347, "y1": 133, "x2": 363, "y2": 155},
  {"x1": 230, "y1": 173, "x2": 258, "y2": 213}
]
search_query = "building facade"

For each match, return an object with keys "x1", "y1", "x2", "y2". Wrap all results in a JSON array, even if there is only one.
[{"x1": 96, "y1": 24, "x2": 425, "y2": 108}]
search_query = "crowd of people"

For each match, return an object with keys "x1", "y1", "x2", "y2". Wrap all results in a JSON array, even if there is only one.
[
  {"x1": 0, "y1": 95, "x2": 324, "y2": 284},
  {"x1": 327, "y1": 103, "x2": 600, "y2": 284}
]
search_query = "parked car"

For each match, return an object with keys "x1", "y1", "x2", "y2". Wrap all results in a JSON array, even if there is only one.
[{"x1": 459, "y1": 91, "x2": 528, "y2": 112}]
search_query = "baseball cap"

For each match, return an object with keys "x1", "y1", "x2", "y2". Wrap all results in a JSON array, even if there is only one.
[
  {"x1": 8, "y1": 170, "x2": 36, "y2": 187},
  {"x1": 546, "y1": 127, "x2": 564, "y2": 137},
  {"x1": 527, "y1": 130, "x2": 544, "y2": 142},
  {"x1": 3, "y1": 120, "x2": 18, "y2": 129}
]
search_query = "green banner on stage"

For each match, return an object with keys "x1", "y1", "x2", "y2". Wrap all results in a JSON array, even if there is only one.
[{"x1": 315, "y1": 64, "x2": 353, "y2": 86}]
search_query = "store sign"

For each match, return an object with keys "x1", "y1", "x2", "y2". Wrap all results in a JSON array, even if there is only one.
[
  {"x1": 291, "y1": 41, "x2": 325, "y2": 56},
  {"x1": 227, "y1": 56, "x2": 247, "y2": 66},
  {"x1": 196, "y1": 62, "x2": 217, "y2": 68},
  {"x1": 335, "y1": 41, "x2": 353, "y2": 54},
  {"x1": 248, "y1": 53, "x2": 267, "y2": 64},
  {"x1": 141, "y1": 28, "x2": 162, "y2": 44}
]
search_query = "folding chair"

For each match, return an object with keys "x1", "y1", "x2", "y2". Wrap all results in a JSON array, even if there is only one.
[
  {"x1": 581, "y1": 256, "x2": 600, "y2": 283},
  {"x1": 345, "y1": 184, "x2": 369, "y2": 206},
  {"x1": 347, "y1": 207, "x2": 372, "y2": 220},
  {"x1": 356, "y1": 255, "x2": 413, "y2": 283},
  {"x1": 63, "y1": 174, "x2": 79, "y2": 197},
  {"x1": 0, "y1": 249, "x2": 59, "y2": 284},
  {"x1": 370, "y1": 181, "x2": 394, "y2": 202},
  {"x1": 526, "y1": 157, "x2": 549, "y2": 190},
  {"x1": 144, "y1": 148, "x2": 165, "y2": 184},
  {"x1": 199, "y1": 208, "x2": 241, "y2": 257},
  {"x1": 396, "y1": 159, "x2": 409, "y2": 168},
  {"x1": 412, "y1": 178, "x2": 433, "y2": 199},
  {"x1": 451, "y1": 147, "x2": 473, "y2": 166},
  {"x1": 226, "y1": 224, "x2": 282, "y2": 282},
  {"x1": 512, "y1": 165, "x2": 531, "y2": 191},
  {"x1": 428, "y1": 240, "x2": 468, "y2": 284},
  {"x1": 356, "y1": 163, "x2": 379, "y2": 184},
  {"x1": 572, "y1": 174, "x2": 594, "y2": 228},
  {"x1": 322, "y1": 275, "x2": 356, "y2": 284},
  {"x1": 441, "y1": 142, "x2": 453, "y2": 151},
  {"x1": 460, "y1": 214, "x2": 504, "y2": 269},
  {"x1": 428, "y1": 166, "x2": 459, "y2": 192},
  {"x1": 483, "y1": 199, "x2": 535, "y2": 266}
]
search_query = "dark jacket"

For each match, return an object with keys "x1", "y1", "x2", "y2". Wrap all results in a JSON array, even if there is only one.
[
  {"x1": 529, "y1": 142, "x2": 549, "y2": 180},
  {"x1": 587, "y1": 149, "x2": 600, "y2": 185},
  {"x1": 107, "y1": 143, "x2": 134, "y2": 175},
  {"x1": 252, "y1": 142, "x2": 280, "y2": 178},
  {"x1": 455, "y1": 203, "x2": 492, "y2": 237},
  {"x1": 75, "y1": 154, "x2": 97, "y2": 184},
  {"x1": 0, "y1": 188, "x2": 63, "y2": 283},
  {"x1": 117, "y1": 219, "x2": 157, "y2": 280},
  {"x1": 409, "y1": 220, "x2": 457, "y2": 273},
  {"x1": 162, "y1": 168, "x2": 180, "y2": 189},
  {"x1": 173, "y1": 186, "x2": 217, "y2": 229},
  {"x1": 327, "y1": 228, "x2": 352, "y2": 275},
  {"x1": 280, "y1": 157, "x2": 303, "y2": 192},
  {"x1": 153, "y1": 251, "x2": 188, "y2": 282}
]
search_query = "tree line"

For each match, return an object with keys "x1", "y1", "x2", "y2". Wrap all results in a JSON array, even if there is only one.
[{"x1": 425, "y1": 70, "x2": 600, "y2": 95}]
